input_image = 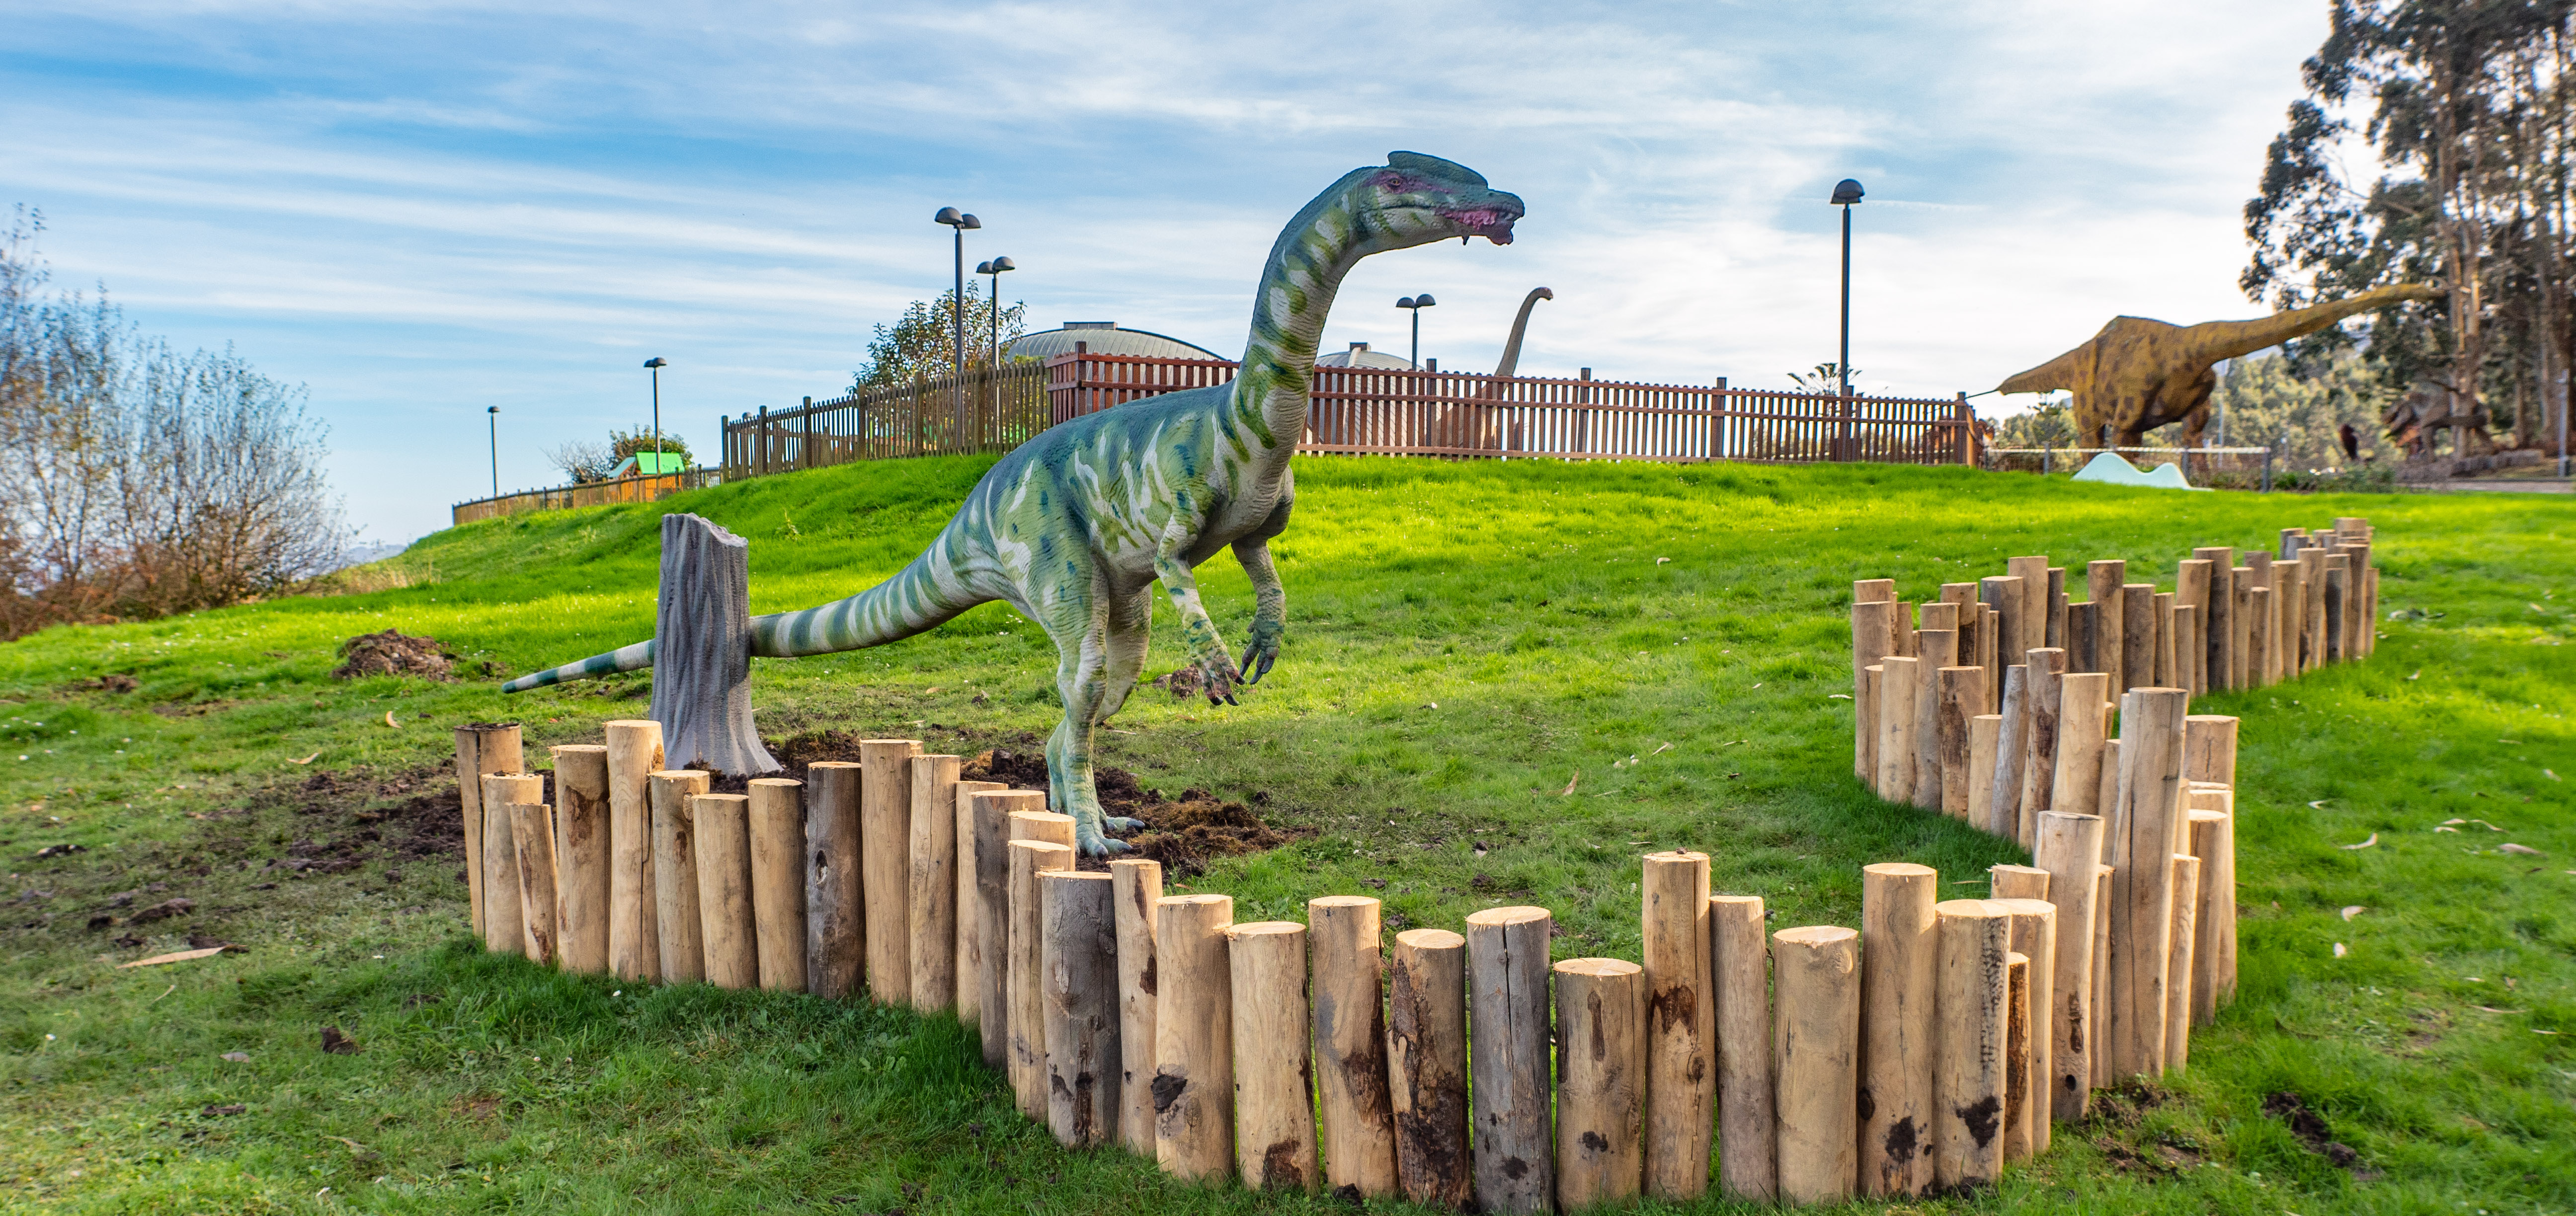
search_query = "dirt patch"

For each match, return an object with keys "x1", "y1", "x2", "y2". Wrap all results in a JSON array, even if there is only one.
[
  {"x1": 2263, "y1": 1091, "x2": 2378, "y2": 1181},
  {"x1": 332, "y1": 630, "x2": 457, "y2": 682},
  {"x1": 751, "y1": 729, "x2": 1304, "y2": 875}
]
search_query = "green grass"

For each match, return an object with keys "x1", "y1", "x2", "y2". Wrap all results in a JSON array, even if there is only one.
[{"x1": 2, "y1": 456, "x2": 2571, "y2": 1214}]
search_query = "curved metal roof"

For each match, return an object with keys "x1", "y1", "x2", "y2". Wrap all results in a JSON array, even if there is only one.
[
  {"x1": 1315, "y1": 341, "x2": 1415, "y2": 370},
  {"x1": 1005, "y1": 322, "x2": 1225, "y2": 362}
]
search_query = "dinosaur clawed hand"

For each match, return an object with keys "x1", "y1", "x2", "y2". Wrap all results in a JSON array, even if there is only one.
[
  {"x1": 1194, "y1": 654, "x2": 1243, "y2": 706},
  {"x1": 1076, "y1": 830, "x2": 1133, "y2": 857}
]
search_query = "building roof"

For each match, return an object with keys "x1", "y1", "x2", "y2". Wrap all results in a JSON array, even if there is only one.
[
  {"x1": 1005, "y1": 321, "x2": 1225, "y2": 362},
  {"x1": 1315, "y1": 341, "x2": 1415, "y2": 370}
]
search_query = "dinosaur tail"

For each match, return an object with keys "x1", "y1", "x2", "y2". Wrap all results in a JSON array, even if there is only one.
[{"x1": 498, "y1": 536, "x2": 989, "y2": 694}]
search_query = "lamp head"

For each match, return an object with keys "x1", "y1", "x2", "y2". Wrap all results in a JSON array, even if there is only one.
[
  {"x1": 1398, "y1": 296, "x2": 1414, "y2": 309},
  {"x1": 961, "y1": 214, "x2": 980, "y2": 229},
  {"x1": 934, "y1": 206, "x2": 963, "y2": 226},
  {"x1": 1414, "y1": 293, "x2": 1437, "y2": 309},
  {"x1": 1831, "y1": 178, "x2": 1865, "y2": 206},
  {"x1": 644, "y1": 357, "x2": 667, "y2": 369},
  {"x1": 991, "y1": 255, "x2": 1014, "y2": 273},
  {"x1": 974, "y1": 260, "x2": 994, "y2": 275},
  {"x1": 486, "y1": 405, "x2": 498, "y2": 414}
]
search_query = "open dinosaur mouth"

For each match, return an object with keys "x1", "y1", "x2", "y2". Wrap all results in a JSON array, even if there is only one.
[{"x1": 1444, "y1": 208, "x2": 1518, "y2": 244}]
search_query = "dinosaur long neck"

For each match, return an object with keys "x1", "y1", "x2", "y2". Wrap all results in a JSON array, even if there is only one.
[
  {"x1": 1493, "y1": 289, "x2": 1548, "y2": 378},
  {"x1": 2185, "y1": 284, "x2": 2440, "y2": 363},
  {"x1": 1226, "y1": 172, "x2": 1375, "y2": 469}
]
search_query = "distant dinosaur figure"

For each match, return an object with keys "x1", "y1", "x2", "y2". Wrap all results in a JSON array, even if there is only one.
[
  {"x1": 1996, "y1": 284, "x2": 2441, "y2": 447},
  {"x1": 2381, "y1": 382, "x2": 2495, "y2": 459},
  {"x1": 504, "y1": 153, "x2": 1524, "y2": 856},
  {"x1": 1490, "y1": 287, "x2": 1553, "y2": 379}
]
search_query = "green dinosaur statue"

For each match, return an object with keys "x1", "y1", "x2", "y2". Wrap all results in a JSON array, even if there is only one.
[
  {"x1": 1996, "y1": 284, "x2": 2439, "y2": 447},
  {"x1": 503, "y1": 152, "x2": 1525, "y2": 855}
]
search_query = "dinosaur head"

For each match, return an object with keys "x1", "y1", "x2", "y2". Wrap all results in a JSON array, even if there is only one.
[{"x1": 1357, "y1": 152, "x2": 1525, "y2": 248}]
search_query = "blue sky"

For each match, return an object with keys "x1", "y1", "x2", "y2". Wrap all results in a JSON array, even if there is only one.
[{"x1": 2, "y1": 0, "x2": 2332, "y2": 544}]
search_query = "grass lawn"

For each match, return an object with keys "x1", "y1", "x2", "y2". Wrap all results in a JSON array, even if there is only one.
[{"x1": 1, "y1": 455, "x2": 2569, "y2": 1215}]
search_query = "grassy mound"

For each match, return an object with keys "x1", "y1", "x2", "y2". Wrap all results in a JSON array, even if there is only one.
[{"x1": 1, "y1": 455, "x2": 2569, "y2": 1213}]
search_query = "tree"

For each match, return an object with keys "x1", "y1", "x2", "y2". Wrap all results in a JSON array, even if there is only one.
[
  {"x1": 0, "y1": 209, "x2": 345, "y2": 637},
  {"x1": 2243, "y1": 0, "x2": 2576, "y2": 454},
  {"x1": 546, "y1": 437, "x2": 614, "y2": 483},
  {"x1": 853, "y1": 282, "x2": 1029, "y2": 390},
  {"x1": 607, "y1": 426, "x2": 691, "y2": 468},
  {"x1": 2207, "y1": 351, "x2": 2396, "y2": 468}
]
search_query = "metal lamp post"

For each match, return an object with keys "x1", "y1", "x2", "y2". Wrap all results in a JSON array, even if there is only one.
[
  {"x1": 485, "y1": 405, "x2": 499, "y2": 498},
  {"x1": 643, "y1": 357, "x2": 667, "y2": 471},
  {"x1": 936, "y1": 207, "x2": 982, "y2": 444},
  {"x1": 975, "y1": 256, "x2": 1015, "y2": 451},
  {"x1": 1398, "y1": 294, "x2": 1437, "y2": 368},
  {"x1": 1830, "y1": 178, "x2": 1863, "y2": 459}
]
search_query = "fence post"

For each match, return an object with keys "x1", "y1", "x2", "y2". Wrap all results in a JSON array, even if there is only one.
[
  {"x1": 1708, "y1": 377, "x2": 1727, "y2": 463},
  {"x1": 802, "y1": 396, "x2": 814, "y2": 470},
  {"x1": 756, "y1": 404, "x2": 769, "y2": 476},
  {"x1": 1955, "y1": 393, "x2": 1974, "y2": 464},
  {"x1": 2262, "y1": 447, "x2": 2274, "y2": 492}
]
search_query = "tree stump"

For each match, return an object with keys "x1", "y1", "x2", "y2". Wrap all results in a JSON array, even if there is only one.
[{"x1": 648, "y1": 514, "x2": 779, "y2": 776}]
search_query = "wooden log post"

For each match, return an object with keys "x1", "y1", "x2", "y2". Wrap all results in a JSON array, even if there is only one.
[
  {"x1": 2364, "y1": 566, "x2": 2381, "y2": 657},
  {"x1": 2049, "y1": 672, "x2": 2111, "y2": 816},
  {"x1": 2162, "y1": 855, "x2": 2200, "y2": 1074},
  {"x1": 2188, "y1": 792, "x2": 2237, "y2": 1013},
  {"x1": 1771, "y1": 925, "x2": 1859, "y2": 1206},
  {"x1": 2184, "y1": 714, "x2": 2239, "y2": 790},
  {"x1": 2002, "y1": 953, "x2": 2030, "y2": 1159},
  {"x1": 2193, "y1": 547, "x2": 2233, "y2": 689},
  {"x1": 747, "y1": 777, "x2": 805, "y2": 991},
  {"x1": 1154, "y1": 893, "x2": 1236, "y2": 1184},
  {"x1": 907, "y1": 753, "x2": 963, "y2": 1012},
  {"x1": 1112, "y1": 859, "x2": 1165, "y2": 1156},
  {"x1": 2325, "y1": 554, "x2": 2352, "y2": 664},
  {"x1": 692, "y1": 792, "x2": 758, "y2": 989},
  {"x1": 1988, "y1": 863, "x2": 2048, "y2": 900},
  {"x1": 1860, "y1": 666, "x2": 1882, "y2": 792},
  {"x1": 550, "y1": 744, "x2": 611, "y2": 974},
  {"x1": 2175, "y1": 558, "x2": 2212, "y2": 695},
  {"x1": 1985, "y1": 573, "x2": 2029, "y2": 671},
  {"x1": 805, "y1": 761, "x2": 863, "y2": 999},
  {"x1": 1876, "y1": 656, "x2": 1920, "y2": 804},
  {"x1": 1043, "y1": 870, "x2": 1121, "y2": 1148},
  {"x1": 2299, "y1": 545, "x2": 2329, "y2": 672},
  {"x1": 952, "y1": 778, "x2": 1005, "y2": 1025},
  {"x1": 603, "y1": 720, "x2": 664, "y2": 983},
  {"x1": 1467, "y1": 906, "x2": 1556, "y2": 1214},
  {"x1": 2045, "y1": 567, "x2": 2067, "y2": 650},
  {"x1": 1937, "y1": 666, "x2": 1985, "y2": 818},
  {"x1": 479, "y1": 773, "x2": 542, "y2": 957},
  {"x1": 506, "y1": 799, "x2": 559, "y2": 965},
  {"x1": 1389, "y1": 927, "x2": 1473, "y2": 1209},
  {"x1": 1912, "y1": 629, "x2": 1958, "y2": 811},
  {"x1": 1932, "y1": 900, "x2": 2009, "y2": 1192},
  {"x1": 2152, "y1": 591, "x2": 2176, "y2": 688},
  {"x1": 2088, "y1": 864, "x2": 2112, "y2": 1088},
  {"x1": 2107, "y1": 688, "x2": 2187, "y2": 1080},
  {"x1": 1311, "y1": 896, "x2": 1397, "y2": 1197},
  {"x1": 648, "y1": 769, "x2": 712, "y2": 982},
  {"x1": 2008, "y1": 556, "x2": 2050, "y2": 661},
  {"x1": 861, "y1": 738, "x2": 921, "y2": 1004},
  {"x1": 645, "y1": 514, "x2": 781, "y2": 777},
  {"x1": 2248, "y1": 586, "x2": 2274, "y2": 686},
  {"x1": 1008, "y1": 837, "x2": 1075, "y2": 1116},
  {"x1": 2230, "y1": 565, "x2": 2256, "y2": 687},
  {"x1": 1967, "y1": 713, "x2": 2002, "y2": 830},
  {"x1": 455, "y1": 723, "x2": 524, "y2": 942},
  {"x1": 1853, "y1": 601, "x2": 1895, "y2": 780},
  {"x1": 2017, "y1": 650, "x2": 2067, "y2": 845},
  {"x1": 1555, "y1": 958, "x2": 1645, "y2": 1212},
  {"x1": 2064, "y1": 601, "x2": 2096, "y2": 676},
  {"x1": 2120, "y1": 583, "x2": 2156, "y2": 693},
  {"x1": 1640, "y1": 852, "x2": 1712, "y2": 1200},
  {"x1": 2086, "y1": 560, "x2": 2127, "y2": 689},
  {"x1": 1858, "y1": 863, "x2": 1936, "y2": 1198},
  {"x1": 1709, "y1": 895, "x2": 1778, "y2": 1200},
  {"x1": 975, "y1": 791, "x2": 1048, "y2": 1065},
  {"x1": 1987, "y1": 667, "x2": 2028, "y2": 839},
  {"x1": 1229, "y1": 920, "x2": 1316, "y2": 1190},
  {"x1": 1993, "y1": 900, "x2": 2058, "y2": 1158},
  {"x1": 2275, "y1": 559, "x2": 2305, "y2": 678},
  {"x1": 2032, "y1": 812, "x2": 2103, "y2": 1120}
]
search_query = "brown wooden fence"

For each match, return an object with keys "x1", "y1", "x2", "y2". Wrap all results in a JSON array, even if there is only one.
[{"x1": 453, "y1": 353, "x2": 1974, "y2": 525}]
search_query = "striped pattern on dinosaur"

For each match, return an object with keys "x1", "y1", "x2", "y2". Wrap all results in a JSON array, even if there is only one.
[{"x1": 504, "y1": 152, "x2": 1524, "y2": 855}]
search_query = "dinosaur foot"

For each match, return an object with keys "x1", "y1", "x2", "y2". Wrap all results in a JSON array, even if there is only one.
[
  {"x1": 1105, "y1": 816, "x2": 1145, "y2": 833},
  {"x1": 1075, "y1": 830, "x2": 1134, "y2": 858}
]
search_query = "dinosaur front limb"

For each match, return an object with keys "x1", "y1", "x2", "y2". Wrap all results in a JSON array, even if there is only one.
[
  {"x1": 1153, "y1": 545, "x2": 1243, "y2": 705},
  {"x1": 1232, "y1": 536, "x2": 1287, "y2": 684}
]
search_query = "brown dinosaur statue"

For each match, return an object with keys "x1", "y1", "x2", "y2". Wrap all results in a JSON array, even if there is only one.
[{"x1": 1996, "y1": 283, "x2": 2441, "y2": 446}]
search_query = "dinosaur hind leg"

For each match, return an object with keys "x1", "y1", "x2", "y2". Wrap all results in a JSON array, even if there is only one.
[
  {"x1": 1091, "y1": 589, "x2": 1154, "y2": 837},
  {"x1": 1038, "y1": 569, "x2": 1129, "y2": 856}
]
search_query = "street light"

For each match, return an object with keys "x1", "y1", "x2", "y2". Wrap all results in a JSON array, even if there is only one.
[
  {"x1": 936, "y1": 207, "x2": 982, "y2": 441},
  {"x1": 1398, "y1": 294, "x2": 1437, "y2": 369},
  {"x1": 1830, "y1": 177, "x2": 1864, "y2": 459},
  {"x1": 977, "y1": 256, "x2": 1016, "y2": 368},
  {"x1": 485, "y1": 405, "x2": 499, "y2": 498},
  {"x1": 643, "y1": 357, "x2": 668, "y2": 473}
]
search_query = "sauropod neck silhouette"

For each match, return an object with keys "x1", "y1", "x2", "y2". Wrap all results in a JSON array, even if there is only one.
[{"x1": 505, "y1": 152, "x2": 1526, "y2": 855}]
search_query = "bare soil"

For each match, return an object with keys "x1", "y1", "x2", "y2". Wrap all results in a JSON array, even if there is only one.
[{"x1": 332, "y1": 629, "x2": 458, "y2": 681}]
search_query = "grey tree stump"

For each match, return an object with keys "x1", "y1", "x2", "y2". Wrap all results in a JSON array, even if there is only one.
[{"x1": 648, "y1": 514, "x2": 781, "y2": 776}]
